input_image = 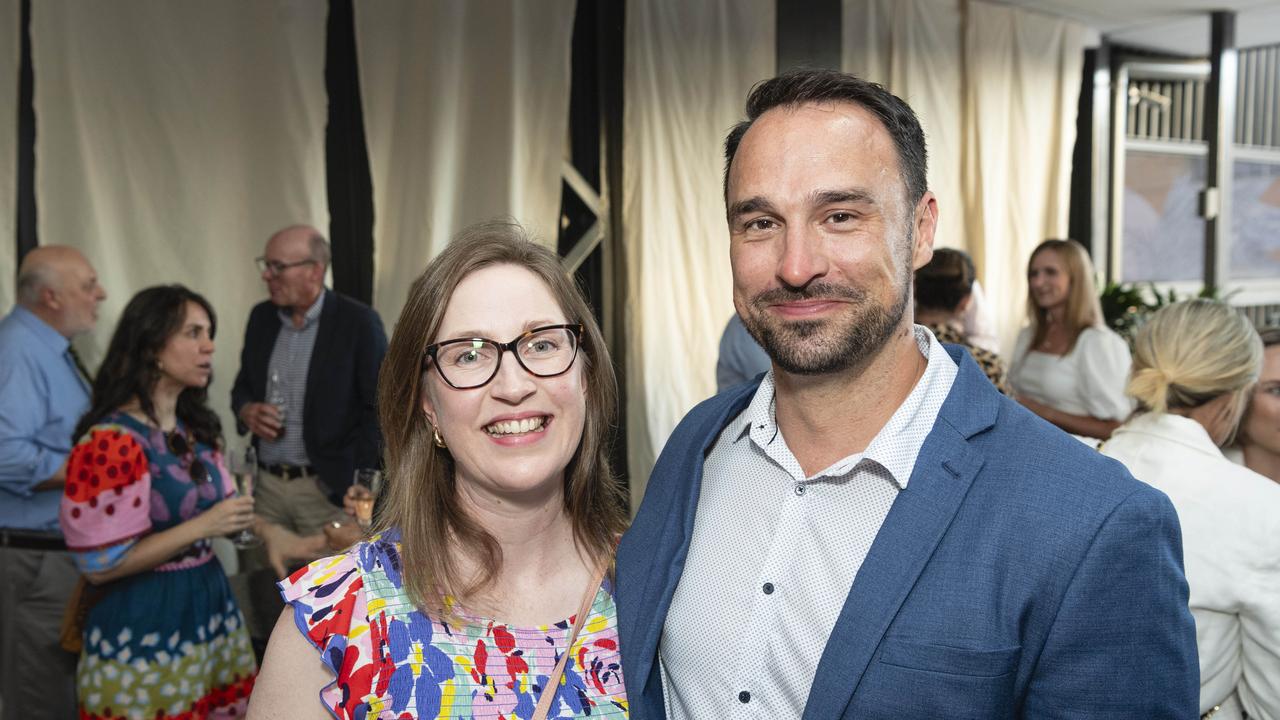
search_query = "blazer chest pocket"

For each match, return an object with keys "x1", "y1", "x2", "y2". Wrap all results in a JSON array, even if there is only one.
[{"x1": 848, "y1": 638, "x2": 1021, "y2": 720}]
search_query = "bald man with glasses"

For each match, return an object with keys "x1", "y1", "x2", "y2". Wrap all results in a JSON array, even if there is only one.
[
  {"x1": 230, "y1": 224, "x2": 387, "y2": 651},
  {"x1": 0, "y1": 245, "x2": 105, "y2": 719}
]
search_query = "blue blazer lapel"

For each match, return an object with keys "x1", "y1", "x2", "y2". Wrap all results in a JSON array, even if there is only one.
[
  {"x1": 617, "y1": 382, "x2": 758, "y2": 717},
  {"x1": 802, "y1": 350, "x2": 998, "y2": 720},
  {"x1": 303, "y1": 290, "x2": 339, "y2": 406}
]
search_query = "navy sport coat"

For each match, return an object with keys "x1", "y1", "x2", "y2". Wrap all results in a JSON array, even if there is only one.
[{"x1": 616, "y1": 345, "x2": 1199, "y2": 718}]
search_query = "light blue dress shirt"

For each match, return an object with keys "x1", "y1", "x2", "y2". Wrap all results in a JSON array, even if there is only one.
[
  {"x1": 259, "y1": 292, "x2": 323, "y2": 467},
  {"x1": 0, "y1": 306, "x2": 90, "y2": 532}
]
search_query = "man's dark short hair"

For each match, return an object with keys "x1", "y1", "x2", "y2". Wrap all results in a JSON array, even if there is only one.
[{"x1": 723, "y1": 69, "x2": 929, "y2": 209}]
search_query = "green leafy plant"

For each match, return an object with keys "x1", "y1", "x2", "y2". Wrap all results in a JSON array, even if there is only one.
[{"x1": 1099, "y1": 280, "x2": 1232, "y2": 344}]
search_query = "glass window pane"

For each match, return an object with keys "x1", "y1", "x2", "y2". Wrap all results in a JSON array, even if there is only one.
[
  {"x1": 1230, "y1": 160, "x2": 1280, "y2": 280},
  {"x1": 1121, "y1": 150, "x2": 1206, "y2": 282}
]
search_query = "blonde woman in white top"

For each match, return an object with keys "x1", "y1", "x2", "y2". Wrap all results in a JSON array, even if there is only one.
[
  {"x1": 1011, "y1": 239, "x2": 1132, "y2": 441},
  {"x1": 1102, "y1": 299, "x2": 1280, "y2": 720}
]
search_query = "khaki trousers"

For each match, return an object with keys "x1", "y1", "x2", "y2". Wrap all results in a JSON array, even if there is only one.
[{"x1": 0, "y1": 544, "x2": 79, "y2": 720}]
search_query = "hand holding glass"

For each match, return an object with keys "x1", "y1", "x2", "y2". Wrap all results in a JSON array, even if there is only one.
[
  {"x1": 227, "y1": 447, "x2": 262, "y2": 548},
  {"x1": 352, "y1": 469, "x2": 383, "y2": 529}
]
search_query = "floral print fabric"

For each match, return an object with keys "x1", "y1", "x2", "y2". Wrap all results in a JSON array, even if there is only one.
[
  {"x1": 280, "y1": 531, "x2": 628, "y2": 719},
  {"x1": 61, "y1": 412, "x2": 257, "y2": 719}
]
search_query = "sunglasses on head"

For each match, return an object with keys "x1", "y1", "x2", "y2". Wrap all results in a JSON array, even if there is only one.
[{"x1": 166, "y1": 429, "x2": 209, "y2": 484}]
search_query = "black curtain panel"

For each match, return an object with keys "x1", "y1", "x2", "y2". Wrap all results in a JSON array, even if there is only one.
[
  {"x1": 324, "y1": 0, "x2": 375, "y2": 306},
  {"x1": 16, "y1": 0, "x2": 37, "y2": 261}
]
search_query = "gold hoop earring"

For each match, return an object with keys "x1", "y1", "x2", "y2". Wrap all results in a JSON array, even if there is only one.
[{"x1": 431, "y1": 425, "x2": 447, "y2": 449}]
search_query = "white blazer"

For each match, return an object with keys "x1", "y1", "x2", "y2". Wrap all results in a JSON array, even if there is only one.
[{"x1": 1103, "y1": 412, "x2": 1280, "y2": 720}]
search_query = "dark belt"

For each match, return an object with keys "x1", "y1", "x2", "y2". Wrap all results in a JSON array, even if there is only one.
[
  {"x1": 0, "y1": 530, "x2": 67, "y2": 552},
  {"x1": 262, "y1": 463, "x2": 315, "y2": 480}
]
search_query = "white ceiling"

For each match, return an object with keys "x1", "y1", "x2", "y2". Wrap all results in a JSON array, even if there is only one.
[{"x1": 997, "y1": 0, "x2": 1280, "y2": 55}]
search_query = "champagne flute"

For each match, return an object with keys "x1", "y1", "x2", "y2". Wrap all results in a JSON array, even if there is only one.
[
  {"x1": 228, "y1": 446, "x2": 262, "y2": 548},
  {"x1": 352, "y1": 469, "x2": 383, "y2": 529},
  {"x1": 267, "y1": 370, "x2": 288, "y2": 439}
]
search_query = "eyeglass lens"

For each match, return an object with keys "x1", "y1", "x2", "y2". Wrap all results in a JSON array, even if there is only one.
[
  {"x1": 256, "y1": 258, "x2": 282, "y2": 275},
  {"x1": 435, "y1": 327, "x2": 578, "y2": 388}
]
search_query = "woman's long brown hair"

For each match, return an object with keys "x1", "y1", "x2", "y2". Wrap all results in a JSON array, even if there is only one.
[{"x1": 374, "y1": 220, "x2": 627, "y2": 615}]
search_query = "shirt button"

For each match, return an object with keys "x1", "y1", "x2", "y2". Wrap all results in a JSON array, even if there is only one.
[
  {"x1": 794, "y1": 483, "x2": 806, "y2": 496},
  {"x1": 738, "y1": 691, "x2": 751, "y2": 703},
  {"x1": 762, "y1": 582, "x2": 774, "y2": 595}
]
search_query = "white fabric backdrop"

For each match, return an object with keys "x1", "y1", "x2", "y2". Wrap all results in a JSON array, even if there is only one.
[
  {"x1": 33, "y1": 0, "x2": 330, "y2": 440},
  {"x1": 962, "y1": 2, "x2": 1090, "y2": 353},
  {"x1": 844, "y1": 0, "x2": 1090, "y2": 353},
  {"x1": 844, "y1": 0, "x2": 964, "y2": 254},
  {"x1": 0, "y1": 0, "x2": 17, "y2": 312},
  {"x1": 623, "y1": 0, "x2": 775, "y2": 503},
  {"x1": 354, "y1": 0, "x2": 576, "y2": 327}
]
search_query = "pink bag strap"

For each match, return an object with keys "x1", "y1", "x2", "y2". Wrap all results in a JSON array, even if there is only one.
[{"x1": 532, "y1": 564, "x2": 608, "y2": 720}]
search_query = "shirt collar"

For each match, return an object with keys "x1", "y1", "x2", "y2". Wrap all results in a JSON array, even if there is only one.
[
  {"x1": 12, "y1": 306, "x2": 70, "y2": 355},
  {"x1": 1112, "y1": 411, "x2": 1222, "y2": 458},
  {"x1": 277, "y1": 289, "x2": 326, "y2": 328},
  {"x1": 736, "y1": 325, "x2": 956, "y2": 489}
]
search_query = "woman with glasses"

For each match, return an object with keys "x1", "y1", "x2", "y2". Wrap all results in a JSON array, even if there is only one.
[
  {"x1": 60, "y1": 285, "x2": 312, "y2": 719},
  {"x1": 249, "y1": 221, "x2": 629, "y2": 719}
]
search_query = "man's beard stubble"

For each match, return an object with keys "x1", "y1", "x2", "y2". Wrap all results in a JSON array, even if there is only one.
[{"x1": 740, "y1": 272, "x2": 911, "y2": 377}]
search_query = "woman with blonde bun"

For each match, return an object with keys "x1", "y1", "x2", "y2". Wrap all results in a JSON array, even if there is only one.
[
  {"x1": 1011, "y1": 239, "x2": 1133, "y2": 441},
  {"x1": 1101, "y1": 299, "x2": 1280, "y2": 720}
]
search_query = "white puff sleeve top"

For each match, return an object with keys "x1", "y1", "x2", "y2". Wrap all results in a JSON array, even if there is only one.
[{"x1": 1010, "y1": 324, "x2": 1134, "y2": 422}]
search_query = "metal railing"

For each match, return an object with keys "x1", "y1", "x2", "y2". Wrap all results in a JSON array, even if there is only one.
[
  {"x1": 1237, "y1": 44, "x2": 1280, "y2": 149},
  {"x1": 1125, "y1": 43, "x2": 1280, "y2": 149}
]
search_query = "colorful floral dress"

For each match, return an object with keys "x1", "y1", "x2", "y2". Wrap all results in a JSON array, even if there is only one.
[
  {"x1": 60, "y1": 412, "x2": 256, "y2": 719},
  {"x1": 280, "y1": 530, "x2": 628, "y2": 719}
]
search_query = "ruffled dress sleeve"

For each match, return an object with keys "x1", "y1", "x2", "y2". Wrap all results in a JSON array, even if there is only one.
[
  {"x1": 60, "y1": 423, "x2": 152, "y2": 573},
  {"x1": 1075, "y1": 326, "x2": 1135, "y2": 421},
  {"x1": 278, "y1": 548, "x2": 372, "y2": 717}
]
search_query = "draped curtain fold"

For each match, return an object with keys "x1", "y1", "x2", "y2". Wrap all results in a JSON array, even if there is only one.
[
  {"x1": 844, "y1": 0, "x2": 964, "y2": 256},
  {"x1": 33, "y1": 0, "x2": 330, "y2": 437},
  {"x1": 844, "y1": 0, "x2": 1090, "y2": 352},
  {"x1": 623, "y1": 0, "x2": 775, "y2": 503},
  {"x1": 963, "y1": 1, "x2": 1089, "y2": 353},
  {"x1": 0, "y1": 0, "x2": 18, "y2": 311},
  {"x1": 354, "y1": 0, "x2": 576, "y2": 326}
]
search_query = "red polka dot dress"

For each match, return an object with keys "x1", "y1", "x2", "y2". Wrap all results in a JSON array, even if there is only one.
[{"x1": 60, "y1": 412, "x2": 256, "y2": 719}]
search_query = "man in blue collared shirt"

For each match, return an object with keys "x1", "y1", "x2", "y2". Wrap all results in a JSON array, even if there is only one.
[{"x1": 0, "y1": 245, "x2": 105, "y2": 719}]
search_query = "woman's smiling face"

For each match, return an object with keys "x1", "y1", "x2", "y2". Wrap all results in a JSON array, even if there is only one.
[{"x1": 421, "y1": 263, "x2": 587, "y2": 504}]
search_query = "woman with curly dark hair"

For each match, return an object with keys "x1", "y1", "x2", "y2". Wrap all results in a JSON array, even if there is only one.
[{"x1": 61, "y1": 284, "x2": 305, "y2": 718}]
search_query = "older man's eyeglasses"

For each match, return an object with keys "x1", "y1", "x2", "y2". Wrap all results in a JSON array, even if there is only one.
[
  {"x1": 255, "y1": 257, "x2": 317, "y2": 277},
  {"x1": 166, "y1": 428, "x2": 209, "y2": 484},
  {"x1": 423, "y1": 324, "x2": 583, "y2": 390}
]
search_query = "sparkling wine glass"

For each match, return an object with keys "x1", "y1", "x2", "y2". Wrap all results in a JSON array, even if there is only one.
[
  {"x1": 228, "y1": 446, "x2": 262, "y2": 548},
  {"x1": 267, "y1": 370, "x2": 288, "y2": 439},
  {"x1": 352, "y1": 469, "x2": 383, "y2": 529}
]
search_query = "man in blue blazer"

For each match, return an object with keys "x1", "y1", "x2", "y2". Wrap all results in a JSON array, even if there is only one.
[{"x1": 615, "y1": 69, "x2": 1198, "y2": 718}]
